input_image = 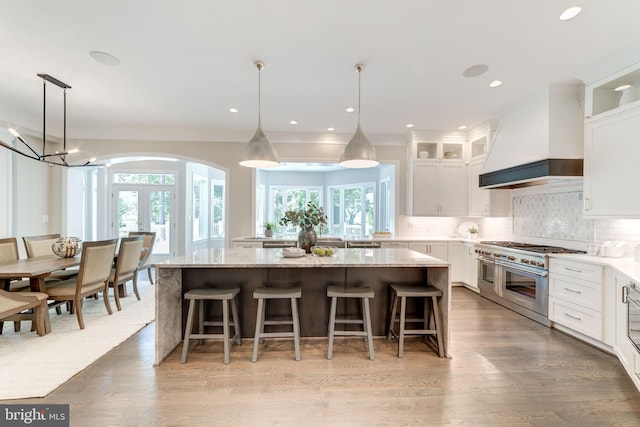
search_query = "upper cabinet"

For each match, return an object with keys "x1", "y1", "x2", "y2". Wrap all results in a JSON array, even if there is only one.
[
  {"x1": 583, "y1": 60, "x2": 640, "y2": 218},
  {"x1": 585, "y1": 64, "x2": 640, "y2": 121},
  {"x1": 406, "y1": 131, "x2": 468, "y2": 216}
]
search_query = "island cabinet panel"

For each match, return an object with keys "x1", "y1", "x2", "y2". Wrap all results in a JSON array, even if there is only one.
[{"x1": 180, "y1": 267, "x2": 432, "y2": 338}]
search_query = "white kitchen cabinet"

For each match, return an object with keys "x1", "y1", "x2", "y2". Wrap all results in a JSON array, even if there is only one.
[
  {"x1": 461, "y1": 242, "x2": 477, "y2": 288},
  {"x1": 468, "y1": 156, "x2": 511, "y2": 217},
  {"x1": 448, "y1": 242, "x2": 462, "y2": 283},
  {"x1": 407, "y1": 162, "x2": 467, "y2": 216},
  {"x1": 611, "y1": 268, "x2": 640, "y2": 391},
  {"x1": 583, "y1": 105, "x2": 640, "y2": 217},
  {"x1": 548, "y1": 258, "x2": 604, "y2": 341},
  {"x1": 408, "y1": 241, "x2": 448, "y2": 261}
]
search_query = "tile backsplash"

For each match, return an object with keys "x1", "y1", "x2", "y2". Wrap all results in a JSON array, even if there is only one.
[
  {"x1": 513, "y1": 190, "x2": 594, "y2": 242},
  {"x1": 400, "y1": 182, "x2": 640, "y2": 256}
]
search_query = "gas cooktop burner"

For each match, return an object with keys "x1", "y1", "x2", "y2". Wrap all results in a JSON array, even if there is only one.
[{"x1": 479, "y1": 241, "x2": 585, "y2": 254}]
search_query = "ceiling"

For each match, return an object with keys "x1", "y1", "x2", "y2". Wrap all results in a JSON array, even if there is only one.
[{"x1": 1, "y1": 1, "x2": 640, "y2": 144}]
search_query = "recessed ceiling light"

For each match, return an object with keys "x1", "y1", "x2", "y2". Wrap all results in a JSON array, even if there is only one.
[
  {"x1": 559, "y1": 6, "x2": 582, "y2": 21},
  {"x1": 614, "y1": 84, "x2": 631, "y2": 92},
  {"x1": 289, "y1": 120, "x2": 298, "y2": 125},
  {"x1": 229, "y1": 108, "x2": 238, "y2": 113},
  {"x1": 327, "y1": 127, "x2": 335, "y2": 131},
  {"x1": 458, "y1": 125, "x2": 467, "y2": 130},
  {"x1": 346, "y1": 107, "x2": 355, "y2": 113},
  {"x1": 406, "y1": 123, "x2": 414, "y2": 128},
  {"x1": 89, "y1": 50, "x2": 120, "y2": 66},
  {"x1": 489, "y1": 80, "x2": 503, "y2": 88},
  {"x1": 462, "y1": 64, "x2": 489, "y2": 78}
]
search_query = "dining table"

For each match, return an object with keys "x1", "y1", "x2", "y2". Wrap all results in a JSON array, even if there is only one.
[{"x1": 0, "y1": 255, "x2": 81, "y2": 333}]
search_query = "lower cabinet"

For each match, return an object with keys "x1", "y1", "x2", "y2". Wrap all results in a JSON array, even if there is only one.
[
  {"x1": 461, "y1": 242, "x2": 477, "y2": 288},
  {"x1": 407, "y1": 241, "x2": 448, "y2": 261},
  {"x1": 612, "y1": 268, "x2": 640, "y2": 390},
  {"x1": 548, "y1": 258, "x2": 604, "y2": 341}
]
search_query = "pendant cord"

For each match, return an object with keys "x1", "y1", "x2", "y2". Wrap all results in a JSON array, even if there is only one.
[
  {"x1": 357, "y1": 68, "x2": 361, "y2": 126},
  {"x1": 258, "y1": 64, "x2": 262, "y2": 125}
]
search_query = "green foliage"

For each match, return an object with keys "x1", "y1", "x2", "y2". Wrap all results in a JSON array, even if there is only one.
[
  {"x1": 279, "y1": 201, "x2": 328, "y2": 231},
  {"x1": 263, "y1": 222, "x2": 277, "y2": 231}
]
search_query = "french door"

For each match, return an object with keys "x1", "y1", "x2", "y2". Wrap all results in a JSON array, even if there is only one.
[{"x1": 112, "y1": 186, "x2": 175, "y2": 258}]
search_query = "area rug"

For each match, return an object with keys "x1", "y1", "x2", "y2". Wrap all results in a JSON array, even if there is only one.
[{"x1": 0, "y1": 281, "x2": 155, "y2": 400}]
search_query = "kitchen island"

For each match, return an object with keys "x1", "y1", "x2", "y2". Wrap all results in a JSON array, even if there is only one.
[{"x1": 154, "y1": 247, "x2": 450, "y2": 364}]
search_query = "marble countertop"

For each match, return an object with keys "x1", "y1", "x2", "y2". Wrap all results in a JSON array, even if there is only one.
[
  {"x1": 156, "y1": 247, "x2": 450, "y2": 268},
  {"x1": 233, "y1": 235, "x2": 475, "y2": 243}
]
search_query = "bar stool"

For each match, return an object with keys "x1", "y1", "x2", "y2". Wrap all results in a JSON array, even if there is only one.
[
  {"x1": 387, "y1": 284, "x2": 444, "y2": 358},
  {"x1": 327, "y1": 285, "x2": 375, "y2": 360},
  {"x1": 252, "y1": 287, "x2": 302, "y2": 362},
  {"x1": 181, "y1": 288, "x2": 242, "y2": 364}
]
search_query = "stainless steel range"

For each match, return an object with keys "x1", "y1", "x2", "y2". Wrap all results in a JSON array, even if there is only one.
[{"x1": 475, "y1": 241, "x2": 585, "y2": 326}]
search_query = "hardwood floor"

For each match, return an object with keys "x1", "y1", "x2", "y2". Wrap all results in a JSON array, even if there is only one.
[{"x1": 8, "y1": 287, "x2": 640, "y2": 426}]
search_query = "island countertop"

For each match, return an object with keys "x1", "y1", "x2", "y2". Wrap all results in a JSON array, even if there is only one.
[{"x1": 156, "y1": 247, "x2": 450, "y2": 269}]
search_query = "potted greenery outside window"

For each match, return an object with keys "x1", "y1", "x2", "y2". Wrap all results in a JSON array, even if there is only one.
[
  {"x1": 279, "y1": 202, "x2": 328, "y2": 253},
  {"x1": 263, "y1": 222, "x2": 277, "y2": 238}
]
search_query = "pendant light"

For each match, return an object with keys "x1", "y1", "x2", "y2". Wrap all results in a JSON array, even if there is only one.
[
  {"x1": 2, "y1": 74, "x2": 95, "y2": 167},
  {"x1": 239, "y1": 61, "x2": 280, "y2": 168},
  {"x1": 339, "y1": 64, "x2": 378, "y2": 168}
]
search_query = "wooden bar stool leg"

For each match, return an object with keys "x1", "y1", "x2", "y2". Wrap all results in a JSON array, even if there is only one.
[
  {"x1": 181, "y1": 299, "x2": 196, "y2": 364},
  {"x1": 387, "y1": 294, "x2": 398, "y2": 341},
  {"x1": 363, "y1": 297, "x2": 374, "y2": 361},
  {"x1": 291, "y1": 297, "x2": 301, "y2": 362},
  {"x1": 398, "y1": 296, "x2": 407, "y2": 358},
  {"x1": 252, "y1": 298, "x2": 264, "y2": 363},
  {"x1": 230, "y1": 297, "x2": 242, "y2": 345},
  {"x1": 431, "y1": 295, "x2": 444, "y2": 358},
  {"x1": 222, "y1": 299, "x2": 230, "y2": 364},
  {"x1": 327, "y1": 295, "x2": 338, "y2": 360},
  {"x1": 198, "y1": 299, "x2": 205, "y2": 344}
]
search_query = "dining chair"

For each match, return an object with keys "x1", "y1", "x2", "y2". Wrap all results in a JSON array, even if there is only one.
[
  {"x1": 23, "y1": 233, "x2": 79, "y2": 281},
  {"x1": 128, "y1": 231, "x2": 156, "y2": 284},
  {"x1": 108, "y1": 235, "x2": 144, "y2": 311},
  {"x1": 0, "y1": 237, "x2": 31, "y2": 333},
  {"x1": 45, "y1": 239, "x2": 118, "y2": 330},
  {"x1": 0, "y1": 289, "x2": 49, "y2": 336}
]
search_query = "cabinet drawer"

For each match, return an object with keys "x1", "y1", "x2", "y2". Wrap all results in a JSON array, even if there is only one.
[
  {"x1": 548, "y1": 274, "x2": 603, "y2": 311},
  {"x1": 549, "y1": 258, "x2": 603, "y2": 283},
  {"x1": 549, "y1": 297, "x2": 602, "y2": 340}
]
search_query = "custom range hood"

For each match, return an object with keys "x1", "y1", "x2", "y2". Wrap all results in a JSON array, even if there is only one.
[{"x1": 479, "y1": 84, "x2": 584, "y2": 189}]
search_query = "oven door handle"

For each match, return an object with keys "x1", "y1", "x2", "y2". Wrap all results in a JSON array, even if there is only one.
[{"x1": 494, "y1": 260, "x2": 548, "y2": 277}]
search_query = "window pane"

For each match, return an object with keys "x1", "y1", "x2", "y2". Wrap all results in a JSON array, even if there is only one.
[
  {"x1": 344, "y1": 188, "x2": 362, "y2": 236},
  {"x1": 211, "y1": 182, "x2": 224, "y2": 237},
  {"x1": 192, "y1": 174, "x2": 208, "y2": 240}
]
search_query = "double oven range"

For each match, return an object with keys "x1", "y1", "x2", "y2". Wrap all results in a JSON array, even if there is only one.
[{"x1": 475, "y1": 241, "x2": 585, "y2": 327}]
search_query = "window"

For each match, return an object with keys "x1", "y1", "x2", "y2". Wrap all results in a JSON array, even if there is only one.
[
  {"x1": 211, "y1": 180, "x2": 224, "y2": 237},
  {"x1": 269, "y1": 186, "x2": 322, "y2": 234},
  {"x1": 379, "y1": 177, "x2": 391, "y2": 232},
  {"x1": 113, "y1": 173, "x2": 175, "y2": 184},
  {"x1": 192, "y1": 173, "x2": 208, "y2": 240},
  {"x1": 328, "y1": 183, "x2": 375, "y2": 236}
]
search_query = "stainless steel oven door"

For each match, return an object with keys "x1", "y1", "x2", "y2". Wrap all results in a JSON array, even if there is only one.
[
  {"x1": 498, "y1": 262, "x2": 548, "y2": 316},
  {"x1": 477, "y1": 257, "x2": 499, "y2": 295},
  {"x1": 627, "y1": 284, "x2": 640, "y2": 352}
]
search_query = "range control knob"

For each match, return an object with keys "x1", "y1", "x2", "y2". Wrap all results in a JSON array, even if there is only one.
[
  {"x1": 537, "y1": 261, "x2": 545, "y2": 267},
  {"x1": 507, "y1": 256, "x2": 515, "y2": 261},
  {"x1": 521, "y1": 259, "x2": 530, "y2": 264}
]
